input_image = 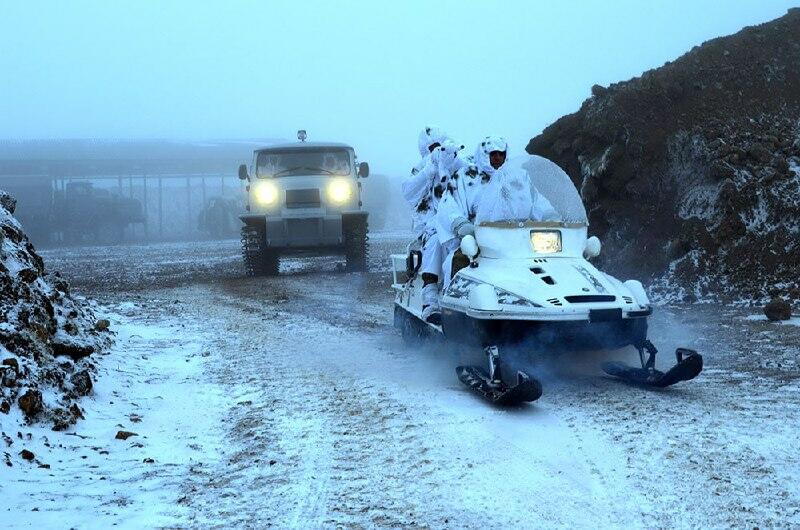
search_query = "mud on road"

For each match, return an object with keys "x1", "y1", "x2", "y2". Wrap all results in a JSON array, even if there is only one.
[
  {"x1": 36, "y1": 232, "x2": 405, "y2": 294},
  {"x1": 27, "y1": 233, "x2": 800, "y2": 528}
]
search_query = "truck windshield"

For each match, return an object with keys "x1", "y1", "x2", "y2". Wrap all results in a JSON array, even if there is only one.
[{"x1": 256, "y1": 148, "x2": 352, "y2": 177}]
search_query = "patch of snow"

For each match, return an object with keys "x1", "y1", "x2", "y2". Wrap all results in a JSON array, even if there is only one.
[
  {"x1": 741, "y1": 192, "x2": 772, "y2": 235},
  {"x1": 790, "y1": 157, "x2": 800, "y2": 178},
  {"x1": 745, "y1": 314, "x2": 800, "y2": 326},
  {"x1": 678, "y1": 182, "x2": 720, "y2": 221},
  {"x1": 667, "y1": 132, "x2": 720, "y2": 222},
  {"x1": 1, "y1": 308, "x2": 227, "y2": 528},
  {"x1": 578, "y1": 145, "x2": 613, "y2": 180}
]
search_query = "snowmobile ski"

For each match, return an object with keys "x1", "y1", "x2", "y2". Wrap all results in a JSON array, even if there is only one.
[
  {"x1": 456, "y1": 366, "x2": 543, "y2": 406},
  {"x1": 602, "y1": 348, "x2": 703, "y2": 388}
]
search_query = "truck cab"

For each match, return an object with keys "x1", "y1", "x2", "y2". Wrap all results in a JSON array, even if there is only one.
[{"x1": 238, "y1": 137, "x2": 369, "y2": 275}]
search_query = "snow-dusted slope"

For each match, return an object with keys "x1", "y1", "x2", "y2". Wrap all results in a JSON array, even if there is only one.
[{"x1": 528, "y1": 8, "x2": 800, "y2": 304}]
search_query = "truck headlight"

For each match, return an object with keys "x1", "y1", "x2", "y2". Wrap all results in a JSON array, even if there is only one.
[
  {"x1": 327, "y1": 179, "x2": 352, "y2": 204},
  {"x1": 531, "y1": 230, "x2": 562, "y2": 253},
  {"x1": 254, "y1": 181, "x2": 279, "y2": 205}
]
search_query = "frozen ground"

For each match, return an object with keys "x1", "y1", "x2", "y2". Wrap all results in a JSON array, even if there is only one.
[{"x1": 4, "y1": 232, "x2": 800, "y2": 528}]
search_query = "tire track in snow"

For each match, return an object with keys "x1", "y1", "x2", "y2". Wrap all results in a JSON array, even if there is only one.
[
  {"x1": 36, "y1": 236, "x2": 800, "y2": 528},
  {"x1": 176, "y1": 280, "x2": 650, "y2": 527},
  {"x1": 178, "y1": 286, "x2": 446, "y2": 527}
]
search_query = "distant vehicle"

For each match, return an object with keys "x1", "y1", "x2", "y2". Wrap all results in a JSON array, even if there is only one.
[
  {"x1": 198, "y1": 196, "x2": 238, "y2": 239},
  {"x1": 238, "y1": 132, "x2": 370, "y2": 275},
  {"x1": 53, "y1": 182, "x2": 145, "y2": 243}
]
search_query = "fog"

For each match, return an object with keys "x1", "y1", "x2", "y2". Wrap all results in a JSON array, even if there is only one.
[
  {"x1": 2, "y1": 5, "x2": 797, "y2": 524},
  {"x1": 1, "y1": 1, "x2": 795, "y2": 174}
]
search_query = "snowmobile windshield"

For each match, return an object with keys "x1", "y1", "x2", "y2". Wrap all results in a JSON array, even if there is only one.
[
  {"x1": 256, "y1": 148, "x2": 353, "y2": 178},
  {"x1": 508, "y1": 154, "x2": 588, "y2": 225}
]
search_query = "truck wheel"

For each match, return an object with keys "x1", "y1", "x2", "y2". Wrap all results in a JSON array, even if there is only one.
[
  {"x1": 343, "y1": 215, "x2": 368, "y2": 272},
  {"x1": 241, "y1": 224, "x2": 279, "y2": 276}
]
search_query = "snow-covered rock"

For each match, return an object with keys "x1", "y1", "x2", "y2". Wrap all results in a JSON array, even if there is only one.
[{"x1": 0, "y1": 189, "x2": 111, "y2": 430}]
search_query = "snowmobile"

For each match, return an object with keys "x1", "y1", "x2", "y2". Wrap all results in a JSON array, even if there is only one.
[{"x1": 391, "y1": 155, "x2": 702, "y2": 406}]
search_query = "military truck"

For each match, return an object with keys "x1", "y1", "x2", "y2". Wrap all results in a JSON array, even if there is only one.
[
  {"x1": 238, "y1": 133, "x2": 369, "y2": 275},
  {"x1": 54, "y1": 182, "x2": 145, "y2": 243},
  {"x1": 198, "y1": 196, "x2": 238, "y2": 239}
]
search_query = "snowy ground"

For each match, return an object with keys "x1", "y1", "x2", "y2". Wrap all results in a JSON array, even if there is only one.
[{"x1": 4, "y1": 233, "x2": 800, "y2": 528}]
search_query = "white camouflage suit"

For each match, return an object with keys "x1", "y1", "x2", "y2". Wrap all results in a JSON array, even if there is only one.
[
  {"x1": 437, "y1": 136, "x2": 560, "y2": 286},
  {"x1": 401, "y1": 126, "x2": 466, "y2": 319},
  {"x1": 436, "y1": 136, "x2": 508, "y2": 284}
]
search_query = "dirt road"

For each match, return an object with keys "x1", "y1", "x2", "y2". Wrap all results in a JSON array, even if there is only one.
[{"x1": 12, "y1": 235, "x2": 799, "y2": 528}]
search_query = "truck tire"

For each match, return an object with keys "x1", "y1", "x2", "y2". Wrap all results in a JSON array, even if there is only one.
[
  {"x1": 241, "y1": 224, "x2": 279, "y2": 276},
  {"x1": 343, "y1": 215, "x2": 368, "y2": 272}
]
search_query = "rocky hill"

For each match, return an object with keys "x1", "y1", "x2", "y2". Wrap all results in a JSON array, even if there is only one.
[
  {"x1": 0, "y1": 190, "x2": 111, "y2": 433},
  {"x1": 527, "y1": 8, "x2": 800, "y2": 303}
]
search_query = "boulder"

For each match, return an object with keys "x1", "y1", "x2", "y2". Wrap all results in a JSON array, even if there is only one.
[
  {"x1": 115, "y1": 431, "x2": 138, "y2": 440},
  {"x1": 764, "y1": 298, "x2": 792, "y2": 321},
  {"x1": 69, "y1": 403, "x2": 83, "y2": 419},
  {"x1": 52, "y1": 340, "x2": 95, "y2": 360},
  {"x1": 51, "y1": 408, "x2": 73, "y2": 431},
  {"x1": 18, "y1": 389, "x2": 43, "y2": 419},
  {"x1": 17, "y1": 268, "x2": 38, "y2": 283},
  {"x1": 2, "y1": 368, "x2": 17, "y2": 388},
  {"x1": 591, "y1": 84, "x2": 608, "y2": 97},
  {"x1": 2, "y1": 358, "x2": 19, "y2": 372},
  {"x1": 70, "y1": 370, "x2": 93, "y2": 396},
  {"x1": 748, "y1": 143, "x2": 772, "y2": 164}
]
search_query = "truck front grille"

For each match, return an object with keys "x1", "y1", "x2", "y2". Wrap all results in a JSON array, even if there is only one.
[
  {"x1": 285, "y1": 189, "x2": 321, "y2": 208},
  {"x1": 287, "y1": 218, "x2": 320, "y2": 241}
]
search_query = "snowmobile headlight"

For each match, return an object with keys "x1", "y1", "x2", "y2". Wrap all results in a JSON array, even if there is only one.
[
  {"x1": 327, "y1": 179, "x2": 352, "y2": 204},
  {"x1": 530, "y1": 230, "x2": 562, "y2": 254},
  {"x1": 253, "y1": 181, "x2": 279, "y2": 206}
]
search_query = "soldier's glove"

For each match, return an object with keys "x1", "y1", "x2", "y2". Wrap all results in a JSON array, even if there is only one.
[{"x1": 452, "y1": 217, "x2": 475, "y2": 237}]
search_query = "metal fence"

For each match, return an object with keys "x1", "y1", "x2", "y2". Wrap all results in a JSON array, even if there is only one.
[{"x1": 1, "y1": 173, "x2": 246, "y2": 245}]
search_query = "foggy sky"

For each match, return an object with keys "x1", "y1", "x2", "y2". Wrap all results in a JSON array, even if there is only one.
[{"x1": 1, "y1": 0, "x2": 796, "y2": 174}]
